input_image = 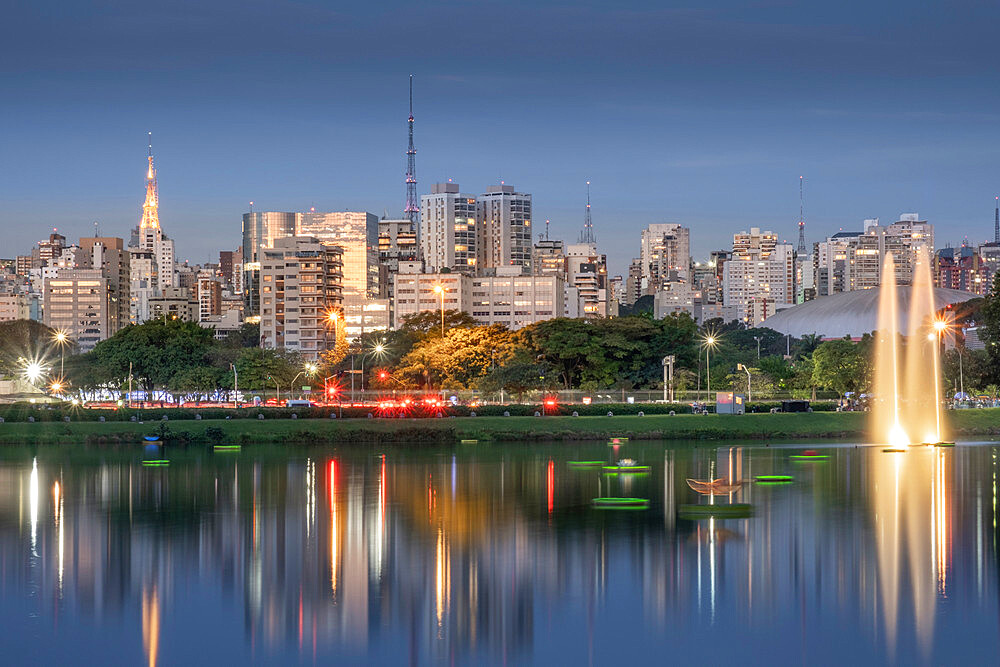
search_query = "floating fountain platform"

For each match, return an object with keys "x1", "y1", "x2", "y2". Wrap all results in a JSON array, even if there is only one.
[
  {"x1": 881, "y1": 448, "x2": 907, "y2": 453},
  {"x1": 755, "y1": 475, "x2": 793, "y2": 483},
  {"x1": 603, "y1": 465, "x2": 651, "y2": 473},
  {"x1": 592, "y1": 497, "x2": 649, "y2": 509},
  {"x1": 213, "y1": 445, "x2": 241, "y2": 452},
  {"x1": 141, "y1": 460, "x2": 170, "y2": 467},
  {"x1": 567, "y1": 460, "x2": 604, "y2": 468}
]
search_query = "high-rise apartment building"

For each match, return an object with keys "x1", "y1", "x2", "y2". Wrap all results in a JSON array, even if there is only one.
[
  {"x1": 296, "y1": 211, "x2": 387, "y2": 339},
  {"x1": 532, "y1": 239, "x2": 567, "y2": 277},
  {"x1": 478, "y1": 184, "x2": 532, "y2": 273},
  {"x1": 640, "y1": 224, "x2": 690, "y2": 289},
  {"x1": 259, "y1": 237, "x2": 344, "y2": 359},
  {"x1": 242, "y1": 211, "x2": 297, "y2": 315},
  {"x1": 565, "y1": 242, "x2": 608, "y2": 318},
  {"x1": 812, "y1": 216, "x2": 935, "y2": 295},
  {"x1": 420, "y1": 183, "x2": 479, "y2": 274},
  {"x1": 43, "y1": 269, "x2": 112, "y2": 352},
  {"x1": 197, "y1": 275, "x2": 223, "y2": 322},
  {"x1": 934, "y1": 246, "x2": 988, "y2": 294},
  {"x1": 625, "y1": 258, "x2": 643, "y2": 306},
  {"x1": 79, "y1": 237, "x2": 131, "y2": 333},
  {"x1": 723, "y1": 228, "x2": 795, "y2": 325}
]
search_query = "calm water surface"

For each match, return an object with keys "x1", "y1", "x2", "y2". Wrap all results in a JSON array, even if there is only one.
[{"x1": 1, "y1": 441, "x2": 998, "y2": 665}]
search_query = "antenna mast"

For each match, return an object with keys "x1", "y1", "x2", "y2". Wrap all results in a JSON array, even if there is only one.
[
  {"x1": 796, "y1": 176, "x2": 806, "y2": 254},
  {"x1": 995, "y1": 196, "x2": 999, "y2": 244},
  {"x1": 579, "y1": 181, "x2": 595, "y2": 244},
  {"x1": 404, "y1": 75, "x2": 419, "y2": 228}
]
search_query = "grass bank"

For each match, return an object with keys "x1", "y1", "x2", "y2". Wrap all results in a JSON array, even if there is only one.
[{"x1": 1, "y1": 409, "x2": 996, "y2": 445}]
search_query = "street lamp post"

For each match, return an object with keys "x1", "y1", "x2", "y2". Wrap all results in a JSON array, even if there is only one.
[
  {"x1": 701, "y1": 334, "x2": 719, "y2": 403},
  {"x1": 737, "y1": 363, "x2": 751, "y2": 403},
  {"x1": 433, "y1": 284, "x2": 446, "y2": 337},
  {"x1": 267, "y1": 375, "x2": 280, "y2": 404},
  {"x1": 53, "y1": 330, "x2": 68, "y2": 378},
  {"x1": 753, "y1": 336, "x2": 762, "y2": 360}
]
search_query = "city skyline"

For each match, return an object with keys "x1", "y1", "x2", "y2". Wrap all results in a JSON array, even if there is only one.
[{"x1": 4, "y1": 1, "x2": 1000, "y2": 274}]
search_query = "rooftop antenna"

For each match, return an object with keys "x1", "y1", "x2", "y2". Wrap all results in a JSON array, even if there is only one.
[
  {"x1": 545, "y1": 219, "x2": 550, "y2": 241},
  {"x1": 579, "y1": 181, "x2": 595, "y2": 244},
  {"x1": 249, "y1": 201, "x2": 254, "y2": 213},
  {"x1": 796, "y1": 176, "x2": 806, "y2": 254},
  {"x1": 403, "y1": 75, "x2": 419, "y2": 227},
  {"x1": 94, "y1": 220, "x2": 100, "y2": 237},
  {"x1": 995, "y1": 196, "x2": 998, "y2": 244}
]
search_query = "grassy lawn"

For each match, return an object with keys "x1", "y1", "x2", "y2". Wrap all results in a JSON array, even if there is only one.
[{"x1": 0, "y1": 409, "x2": 995, "y2": 445}]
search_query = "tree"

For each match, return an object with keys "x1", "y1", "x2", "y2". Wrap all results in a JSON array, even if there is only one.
[
  {"x1": 233, "y1": 347, "x2": 301, "y2": 392},
  {"x1": 0, "y1": 319, "x2": 62, "y2": 377},
  {"x1": 89, "y1": 319, "x2": 216, "y2": 396},
  {"x1": 220, "y1": 323, "x2": 261, "y2": 348},
  {"x1": 981, "y1": 271, "x2": 1000, "y2": 359},
  {"x1": 811, "y1": 337, "x2": 869, "y2": 397},
  {"x1": 396, "y1": 325, "x2": 518, "y2": 390},
  {"x1": 398, "y1": 309, "x2": 478, "y2": 336},
  {"x1": 477, "y1": 347, "x2": 554, "y2": 400}
]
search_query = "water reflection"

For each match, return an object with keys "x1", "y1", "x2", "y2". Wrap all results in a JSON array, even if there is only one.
[{"x1": 0, "y1": 443, "x2": 998, "y2": 664}]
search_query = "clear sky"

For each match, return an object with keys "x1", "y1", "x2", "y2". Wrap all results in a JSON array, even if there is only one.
[{"x1": 2, "y1": 0, "x2": 999, "y2": 275}]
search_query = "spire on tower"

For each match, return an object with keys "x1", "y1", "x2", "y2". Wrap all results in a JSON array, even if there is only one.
[
  {"x1": 140, "y1": 132, "x2": 159, "y2": 230},
  {"x1": 404, "y1": 75, "x2": 419, "y2": 227},
  {"x1": 995, "y1": 196, "x2": 998, "y2": 244},
  {"x1": 579, "y1": 181, "x2": 595, "y2": 244},
  {"x1": 796, "y1": 175, "x2": 806, "y2": 254}
]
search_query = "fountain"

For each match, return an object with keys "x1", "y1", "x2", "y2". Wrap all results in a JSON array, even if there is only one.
[{"x1": 871, "y1": 250, "x2": 948, "y2": 447}]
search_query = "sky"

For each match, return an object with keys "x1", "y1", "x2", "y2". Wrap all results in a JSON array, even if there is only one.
[{"x1": 2, "y1": 0, "x2": 1000, "y2": 276}]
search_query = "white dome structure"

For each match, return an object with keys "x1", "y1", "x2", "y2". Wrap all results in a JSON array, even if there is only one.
[{"x1": 762, "y1": 287, "x2": 976, "y2": 338}]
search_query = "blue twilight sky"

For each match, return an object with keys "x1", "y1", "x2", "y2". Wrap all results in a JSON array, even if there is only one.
[{"x1": 2, "y1": 0, "x2": 1000, "y2": 275}]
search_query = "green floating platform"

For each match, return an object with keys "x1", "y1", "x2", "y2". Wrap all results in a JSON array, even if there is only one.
[
  {"x1": 602, "y1": 465, "x2": 651, "y2": 473},
  {"x1": 142, "y1": 460, "x2": 170, "y2": 467},
  {"x1": 882, "y1": 448, "x2": 907, "y2": 453},
  {"x1": 790, "y1": 454, "x2": 829, "y2": 460},
  {"x1": 213, "y1": 445, "x2": 241, "y2": 452},
  {"x1": 679, "y1": 503, "x2": 753, "y2": 518},
  {"x1": 568, "y1": 460, "x2": 604, "y2": 467},
  {"x1": 933, "y1": 442, "x2": 955, "y2": 447},
  {"x1": 592, "y1": 497, "x2": 649, "y2": 509},
  {"x1": 460, "y1": 439, "x2": 478, "y2": 444},
  {"x1": 755, "y1": 475, "x2": 794, "y2": 482}
]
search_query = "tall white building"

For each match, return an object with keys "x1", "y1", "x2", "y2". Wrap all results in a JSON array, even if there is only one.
[
  {"x1": 259, "y1": 237, "x2": 343, "y2": 359},
  {"x1": 471, "y1": 268, "x2": 564, "y2": 329},
  {"x1": 723, "y1": 228, "x2": 795, "y2": 325},
  {"x1": 640, "y1": 223, "x2": 690, "y2": 290},
  {"x1": 419, "y1": 183, "x2": 479, "y2": 274},
  {"x1": 478, "y1": 184, "x2": 533, "y2": 273},
  {"x1": 566, "y1": 242, "x2": 608, "y2": 318}
]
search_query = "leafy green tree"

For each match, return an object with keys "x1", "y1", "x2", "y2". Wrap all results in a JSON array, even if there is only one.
[
  {"x1": 0, "y1": 319, "x2": 62, "y2": 377},
  {"x1": 477, "y1": 347, "x2": 554, "y2": 400},
  {"x1": 233, "y1": 347, "x2": 301, "y2": 392},
  {"x1": 811, "y1": 337, "x2": 869, "y2": 397},
  {"x1": 396, "y1": 325, "x2": 517, "y2": 390},
  {"x1": 398, "y1": 309, "x2": 478, "y2": 336}
]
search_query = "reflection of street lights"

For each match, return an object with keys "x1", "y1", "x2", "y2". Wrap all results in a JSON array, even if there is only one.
[{"x1": 433, "y1": 285, "x2": 446, "y2": 337}]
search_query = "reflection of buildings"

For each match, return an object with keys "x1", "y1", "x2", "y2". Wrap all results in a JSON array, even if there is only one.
[{"x1": 0, "y1": 445, "x2": 998, "y2": 663}]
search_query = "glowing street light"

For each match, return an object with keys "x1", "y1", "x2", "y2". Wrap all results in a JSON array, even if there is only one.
[
  {"x1": 52, "y1": 329, "x2": 70, "y2": 376},
  {"x1": 22, "y1": 360, "x2": 46, "y2": 386}
]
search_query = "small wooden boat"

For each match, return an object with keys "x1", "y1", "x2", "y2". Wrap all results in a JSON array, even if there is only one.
[{"x1": 686, "y1": 478, "x2": 743, "y2": 495}]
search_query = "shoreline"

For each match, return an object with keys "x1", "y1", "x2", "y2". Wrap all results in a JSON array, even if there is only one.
[{"x1": 0, "y1": 410, "x2": 997, "y2": 445}]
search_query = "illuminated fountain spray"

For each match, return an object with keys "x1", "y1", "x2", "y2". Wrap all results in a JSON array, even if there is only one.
[{"x1": 871, "y1": 250, "x2": 947, "y2": 446}]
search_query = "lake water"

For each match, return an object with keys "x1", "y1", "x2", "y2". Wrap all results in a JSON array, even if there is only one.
[{"x1": 0, "y1": 441, "x2": 998, "y2": 665}]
